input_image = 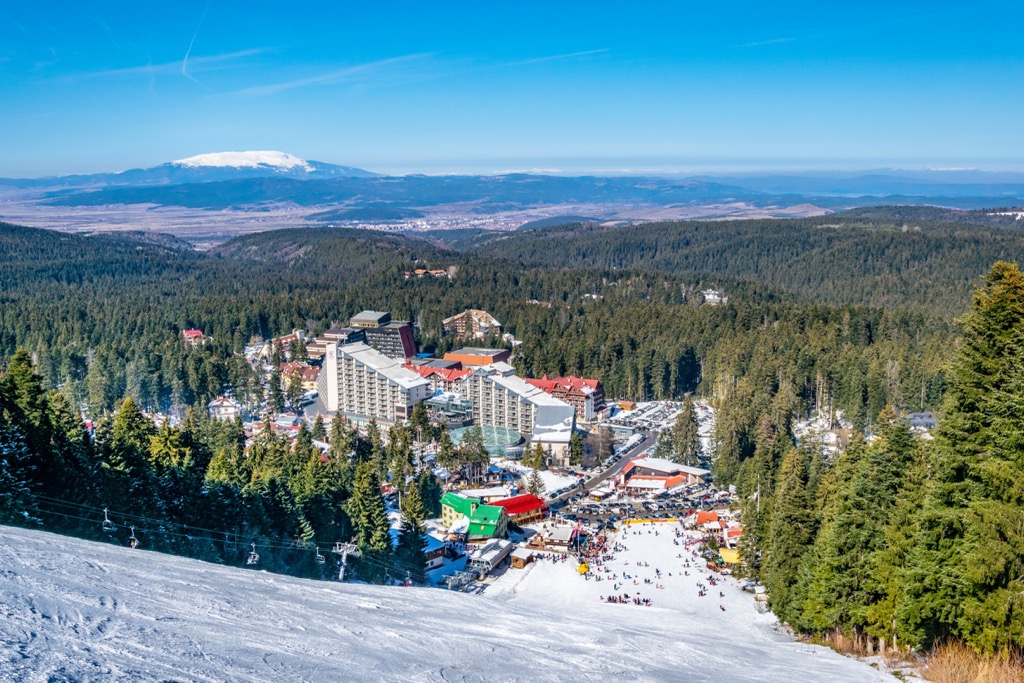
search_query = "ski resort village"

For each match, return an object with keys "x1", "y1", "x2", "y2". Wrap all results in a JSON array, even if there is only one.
[
  {"x1": 1, "y1": 304, "x2": 919, "y2": 681},
  {"x1": 5, "y1": 1, "x2": 1024, "y2": 677}
]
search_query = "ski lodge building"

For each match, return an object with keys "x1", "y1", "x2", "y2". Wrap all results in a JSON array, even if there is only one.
[{"x1": 615, "y1": 457, "x2": 710, "y2": 494}]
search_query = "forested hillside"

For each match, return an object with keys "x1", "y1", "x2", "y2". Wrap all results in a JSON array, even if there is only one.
[
  {"x1": 735, "y1": 262, "x2": 1024, "y2": 658},
  {"x1": 471, "y1": 212, "x2": 1024, "y2": 316},
  {"x1": 0, "y1": 222, "x2": 951, "y2": 431},
  {"x1": 3, "y1": 216, "x2": 1024, "y2": 662}
]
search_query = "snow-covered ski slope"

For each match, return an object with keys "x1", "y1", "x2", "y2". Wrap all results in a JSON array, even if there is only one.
[{"x1": 0, "y1": 525, "x2": 891, "y2": 682}]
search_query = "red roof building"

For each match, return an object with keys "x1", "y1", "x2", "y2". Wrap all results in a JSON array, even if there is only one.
[
  {"x1": 525, "y1": 375, "x2": 605, "y2": 422},
  {"x1": 492, "y1": 494, "x2": 547, "y2": 525},
  {"x1": 182, "y1": 329, "x2": 207, "y2": 348},
  {"x1": 404, "y1": 362, "x2": 473, "y2": 393},
  {"x1": 279, "y1": 362, "x2": 321, "y2": 391}
]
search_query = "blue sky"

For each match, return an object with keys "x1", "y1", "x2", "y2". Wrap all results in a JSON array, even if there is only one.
[{"x1": 2, "y1": 1, "x2": 1023, "y2": 176}]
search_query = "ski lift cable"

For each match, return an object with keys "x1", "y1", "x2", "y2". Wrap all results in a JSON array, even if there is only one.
[
  {"x1": 28, "y1": 492, "x2": 436, "y2": 575},
  {"x1": 22, "y1": 499, "x2": 430, "y2": 576},
  {"x1": 28, "y1": 495, "x2": 427, "y2": 571},
  {"x1": 23, "y1": 504, "x2": 309, "y2": 554},
  {"x1": 27, "y1": 497, "x2": 314, "y2": 552},
  {"x1": 32, "y1": 495, "x2": 269, "y2": 540}
]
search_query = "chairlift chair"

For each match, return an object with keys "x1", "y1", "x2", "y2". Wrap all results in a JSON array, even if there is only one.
[
  {"x1": 102, "y1": 508, "x2": 117, "y2": 533},
  {"x1": 315, "y1": 546, "x2": 326, "y2": 565},
  {"x1": 246, "y1": 542, "x2": 260, "y2": 565},
  {"x1": 128, "y1": 526, "x2": 139, "y2": 549}
]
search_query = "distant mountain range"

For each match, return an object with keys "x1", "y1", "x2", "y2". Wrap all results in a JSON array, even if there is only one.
[
  {"x1": 0, "y1": 150, "x2": 377, "y2": 190},
  {"x1": 1, "y1": 151, "x2": 1022, "y2": 215},
  {"x1": 690, "y1": 170, "x2": 1024, "y2": 199}
]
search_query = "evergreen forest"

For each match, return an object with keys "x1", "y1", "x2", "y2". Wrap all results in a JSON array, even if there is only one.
[{"x1": 3, "y1": 210, "x2": 1024, "y2": 656}]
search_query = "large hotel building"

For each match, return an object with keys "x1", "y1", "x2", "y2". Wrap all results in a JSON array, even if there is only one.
[{"x1": 318, "y1": 342, "x2": 431, "y2": 423}]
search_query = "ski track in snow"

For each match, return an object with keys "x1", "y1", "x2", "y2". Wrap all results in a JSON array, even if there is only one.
[{"x1": 0, "y1": 525, "x2": 892, "y2": 682}]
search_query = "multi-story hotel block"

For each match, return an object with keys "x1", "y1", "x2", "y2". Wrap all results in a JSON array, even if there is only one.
[
  {"x1": 318, "y1": 342, "x2": 431, "y2": 423},
  {"x1": 463, "y1": 363, "x2": 576, "y2": 457},
  {"x1": 349, "y1": 310, "x2": 417, "y2": 359}
]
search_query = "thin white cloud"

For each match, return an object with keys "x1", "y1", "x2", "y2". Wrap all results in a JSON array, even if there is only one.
[
  {"x1": 735, "y1": 37, "x2": 795, "y2": 48},
  {"x1": 88, "y1": 11, "x2": 140, "y2": 49},
  {"x1": 59, "y1": 48, "x2": 269, "y2": 81},
  {"x1": 502, "y1": 48, "x2": 610, "y2": 67},
  {"x1": 181, "y1": 0, "x2": 213, "y2": 88},
  {"x1": 233, "y1": 53, "x2": 434, "y2": 96}
]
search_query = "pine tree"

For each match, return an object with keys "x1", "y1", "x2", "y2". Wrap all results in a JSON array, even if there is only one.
[
  {"x1": 291, "y1": 337, "x2": 307, "y2": 362},
  {"x1": 794, "y1": 415, "x2": 919, "y2": 635},
  {"x1": 569, "y1": 433, "x2": 584, "y2": 467},
  {"x1": 286, "y1": 421, "x2": 315, "y2": 478},
  {"x1": 205, "y1": 445, "x2": 246, "y2": 488},
  {"x1": 311, "y1": 415, "x2": 327, "y2": 441},
  {"x1": 46, "y1": 390, "x2": 95, "y2": 498},
  {"x1": 348, "y1": 461, "x2": 393, "y2": 583},
  {"x1": 85, "y1": 358, "x2": 109, "y2": 416},
  {"x1": 285, "y1": 369, "x2": 304, "y2": 407},
  {"x1": 0, "y1": 419, "x2": 36, "y2": 524},
  {"x1": 386, "y1": 426, "x2": 414, "y2": 482},
  {"x1": 652, "y1": 430, "x2": 672, "y2": 459},
  {"x1": 761, "y1": 445, "x2": 817, "y2": 626},
  {"x1": 527, "y1": 466, "x2": 545, "y2": 498},
  {"x1": 417, "y1": 470, "x2": 443, "y2": 518},
  {"x1": 436, "y1": 428, "x2": 457, "y2": 468},
  {"x1": 268, "y1": 368, "x2": 284, "y2": 414},
  {"x1": 395, "y1": 482, "x2": 428, "y2": 582},
  {"x1": 863, "y1": 434, "x2": 929, "y2": 651},
  {"x1": 671, "y1": 395, "x2": 701, "y2": 465},
  {"x1": 328, "y1": 416, "x2": 353, "y2": 462},
  {"x1": 292, "y1": 448, "x2": 351, "y2": 544},
  {"x1": 529, "y1": 442, "x2": 547, "y2": 471},
  {"x1": 99, "y1": 398, "x2": 160, "y2": 517},
  {"x1": 900, "y1": 262, "x2": 1024, "y2": 653},
  {"x1": 3, "y1": 350, "x2": 64, "y2": 491},
  {"x1": 408, "y1": 402, "x2": 430, "y2": 441}
]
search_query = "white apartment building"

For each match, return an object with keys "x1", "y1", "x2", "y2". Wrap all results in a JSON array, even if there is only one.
[
  {"x1": 318, "y1": 342, "x2": 431, "y2": 422},
  {"x1": 463, "y1": 363, "x2": 576, "y2": 440}
]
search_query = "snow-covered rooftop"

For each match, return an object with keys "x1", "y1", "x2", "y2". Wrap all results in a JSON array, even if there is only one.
[
  {"x1": 623, "y1": 479, "x2": 666, "y2": 490},
  {"x1": 486, "y1": 372, "x2": 567, "y2": 408},
  {"x1": 336, "y1": 342, "x2": 430, "y2": 391},
  {"x1": 630, "y1": 457, "x2": 710, "y2": 477},
  {"x1": 460, "y1": 486, "x2": 510, "y2": 500}
]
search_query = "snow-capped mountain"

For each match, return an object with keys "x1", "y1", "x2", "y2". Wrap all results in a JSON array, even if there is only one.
[
  {"x1": 0, "y1": 151, "x2": 378, "y2": 189},
  {"x1": 172, "y1": 150, "x2": 314, "y2": 171}
]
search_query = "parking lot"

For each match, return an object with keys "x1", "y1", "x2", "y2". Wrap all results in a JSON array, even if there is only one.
[{"x1": 554, "y1": 481, "x2": 733, "y2": 530}]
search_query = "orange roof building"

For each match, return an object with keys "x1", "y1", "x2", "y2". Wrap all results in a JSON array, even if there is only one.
[{"x1": 443, "y1": 347, "x2": 511, "y2": 367}]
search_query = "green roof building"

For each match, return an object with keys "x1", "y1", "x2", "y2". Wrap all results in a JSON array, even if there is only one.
[{"x1": 441, "y1": 492, "x2": 508, "y2": 541}]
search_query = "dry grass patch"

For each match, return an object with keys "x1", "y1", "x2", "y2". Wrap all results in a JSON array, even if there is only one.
[{"x1": 923, "y1": 641, "x2": 1024, "y2": 683}]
